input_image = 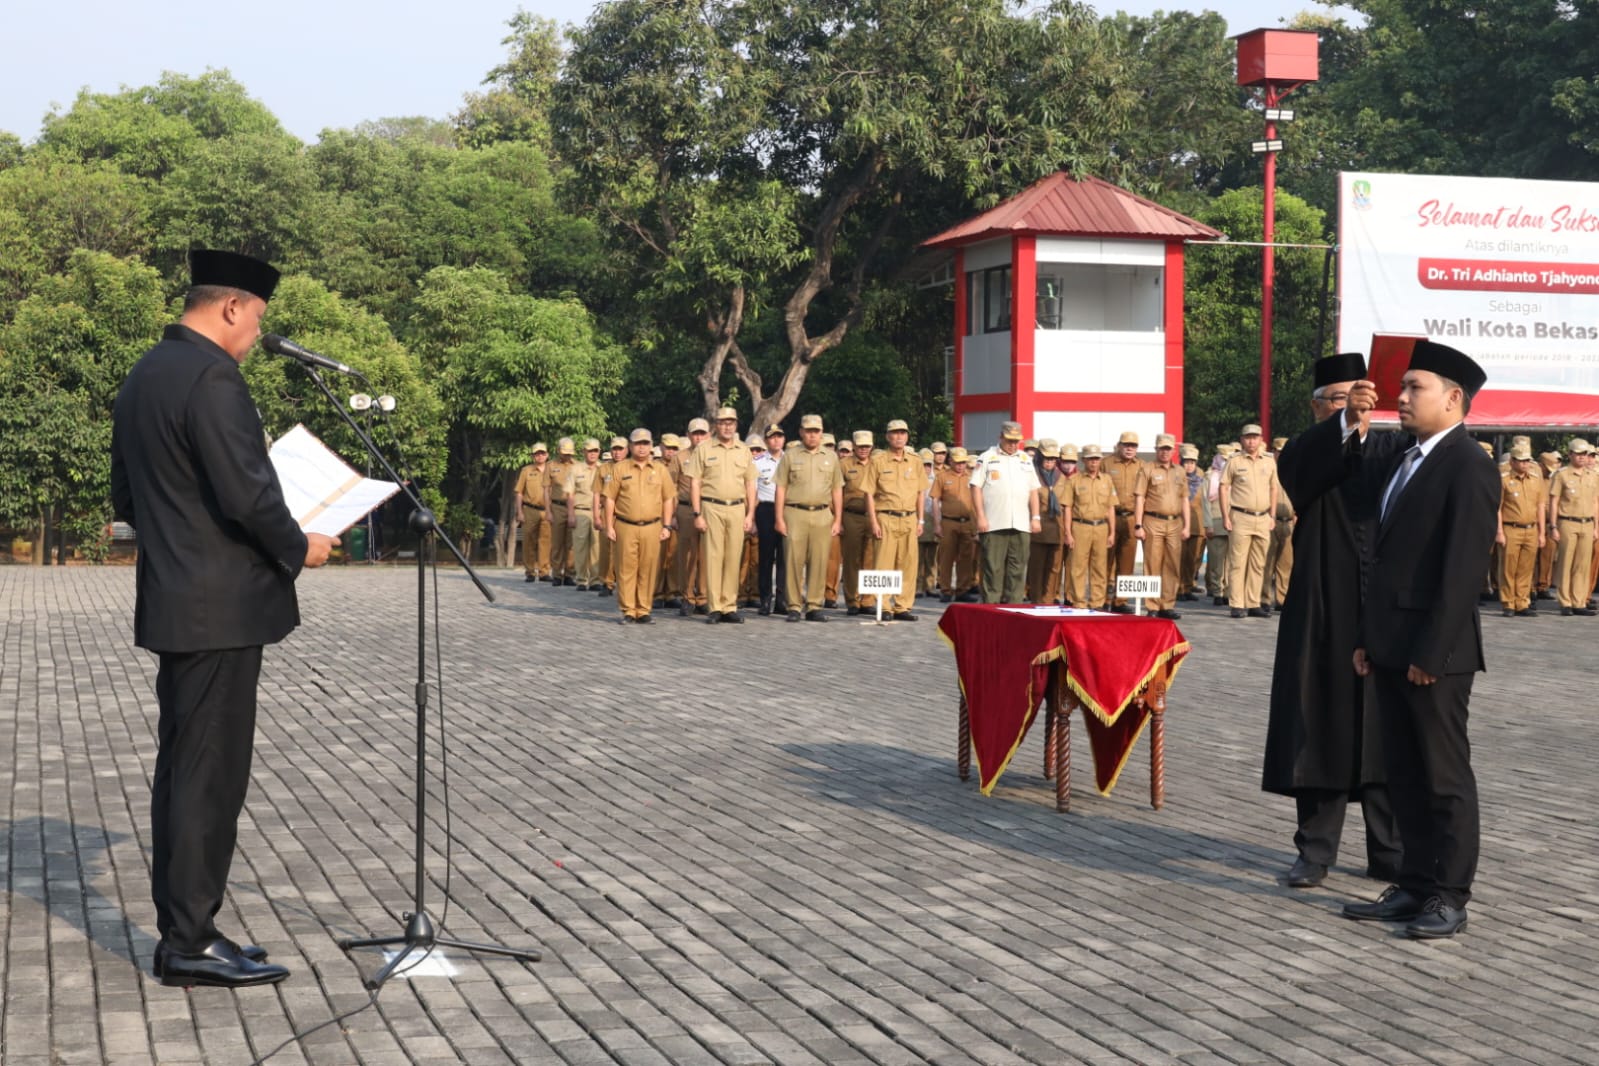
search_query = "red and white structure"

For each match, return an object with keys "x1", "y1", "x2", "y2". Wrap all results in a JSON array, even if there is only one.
[{"x1": 921, "y1": 173, "x2": 1220, "y2": 449}]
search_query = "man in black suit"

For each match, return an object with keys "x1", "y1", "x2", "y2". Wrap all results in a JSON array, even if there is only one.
[
  {"x1": 111, "y1": 250, "x2": 338, "y2": 987},
  {"x1": 1293, "y1": 340, "x2": 1498, "y2": 939}
]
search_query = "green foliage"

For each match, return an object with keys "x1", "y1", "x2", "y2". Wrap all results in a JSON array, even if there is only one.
[
  {"x1": 453, "y1": 11, "x2": 561, "y2": 151},
  {"x1": 0, "y1": 159, "x2": 153, "y2": 307},
  {"x1": 799, "y1": 331, "x2": 916, "y2": 440}
]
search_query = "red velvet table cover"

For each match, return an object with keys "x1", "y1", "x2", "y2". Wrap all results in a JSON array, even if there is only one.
[{"x1": 937, "y1": 605, "x2": 1189, "y2": 796}]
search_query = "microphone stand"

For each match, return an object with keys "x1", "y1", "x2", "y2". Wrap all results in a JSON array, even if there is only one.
[{"x1": 297, "y1": 364, "x2": 541, "y2": 990}]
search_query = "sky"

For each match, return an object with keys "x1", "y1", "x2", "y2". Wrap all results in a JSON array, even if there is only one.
[{"x1": 3, "y1": 0, "x2": 1354, "y2": 145}]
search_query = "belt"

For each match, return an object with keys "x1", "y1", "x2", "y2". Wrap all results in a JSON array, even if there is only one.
[
  {"x1": 1146, "y1": 512, "x2": 1181, "y2": 520},
  {"x1": 615, "y1": 516, "x2": 661, "y2": 526},
  {"x1": 573, "y1": 506, "x2": 593, "y2": 512},
  {"x1": 521, "y1": 503, "x2": 545, "y2": 511},
  {"x1": 879, "y1": 509, "x2": 914, "y2": 517},
  {"x1": 1115, "y1": 508, "x2": 1135, "y2": 516},
  {"x1": 1504, "y1": 521, "x2": 1536, "y2": 529},
  {"x1": 844, "y1": 503, "x2": 866, "y2": 514},
  {"x1": 1559, "y1": 514, "x2": 1594, "y2": 523},
  {"x1": 1073, "y1": 518, "x2": 1108, "y2": 526},
  {"x1": 1231, "y1": 506, "x2": 1269, "y2": 516},
  {"x1": 943, "y1": 515, "x2": 971, "y2": 522},
  {"x1": 549, "y1": 498, "x2": 568, "y2": 506},
  {"x1": 785, "y1": 502, "x2": 828, "y2": 511},
  {"x1": 703, "y1": 496, "x2": 743, "y2": 507},
  {"x1": 678, "y1": 497, "x2": 693, "y2": 505}
]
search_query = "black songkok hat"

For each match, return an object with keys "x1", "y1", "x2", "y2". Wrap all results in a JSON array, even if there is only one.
[
  {"x1": 1410, "y1": 339, "x2": 1487, "y2": 398},
  {"x1": 189, "y1": 249, "x2": 280, "y2": 301},
  {"x1": 1313, "y1": 352, "x2": 1366, "y2": 388}
]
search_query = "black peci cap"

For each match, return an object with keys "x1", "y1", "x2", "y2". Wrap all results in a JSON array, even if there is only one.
[
  {"x1": 189, "y1": 249, "x2": 280, "y2": 301},
  {"x1": 1313, "y1": 352, "x2": 1367, "y2": 388},
  {"x1": 1409, "y1": 340, "x2": 1487, "y2": 398}
]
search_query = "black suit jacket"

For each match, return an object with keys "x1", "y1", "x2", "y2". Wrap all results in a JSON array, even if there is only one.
[{"x1": 111, "y1": 324, "x2": 308, "y2": 653}]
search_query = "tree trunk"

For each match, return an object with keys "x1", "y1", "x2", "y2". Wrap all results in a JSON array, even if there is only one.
[
  {"x1": 697, "y1": 286, "x2": 747, "y2": 417},
  {"x1": 31, "y1": 511, "x2": 45, "y2": 566},
  {"x1": 496, "y1": 471, "x2": 517, "y2": 568}
]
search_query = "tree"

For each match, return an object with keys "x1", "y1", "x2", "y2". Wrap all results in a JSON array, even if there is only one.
[
  {"x1": 553, "y1": 0, "x2": 1133, "y2": 429},
  {"x1": 0, "y1": 158, "x2": 153, "y2": 309},
  {"x1": 453, "y1": 11, "x2": 561, "y2": 152}
]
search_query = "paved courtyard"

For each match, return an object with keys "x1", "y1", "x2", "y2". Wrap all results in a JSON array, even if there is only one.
[{"x1": 2, "y1": 565, "x2": 1598, "y2": 1066}]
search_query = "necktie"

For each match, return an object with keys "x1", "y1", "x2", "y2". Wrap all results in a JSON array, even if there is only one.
[{"x1": 1381, "y1": 445, "x2": 1422, "y2": 521}]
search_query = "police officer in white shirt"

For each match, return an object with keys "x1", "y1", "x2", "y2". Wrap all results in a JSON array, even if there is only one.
[
  {"x1": 753, "y1": 423, "x2": 787, "y2": 614},
  {"x1": 970, "y1": 421, "x2": 1043, "y2": 603}
]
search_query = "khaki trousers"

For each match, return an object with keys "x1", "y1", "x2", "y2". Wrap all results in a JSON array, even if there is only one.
[
  {"x1": 1537, "y1": 532, "x2": 1556, "y2": 592},
  {"x1": 784, "y1": 506, "x2": 832, "y2": 612},
  {"x1": 738, "y1": 530, "x2": 758, "y2": 602},
  {"x1": 548, "y1": 501, "x2": 572, "y2": 579},
  {"x1": 1206, "y1": 529, "x2": 1230, "y2": 598},
  {"x1": 1025, "y1": 538, "x2": 1063, "y2": 604},
  {"x1": 1500, "y1": 525, "x2": 1538, "y2": 611},
  {"x1": 572, "y1": 509, "x2": 597, "y2": 585},
  {"x1": 1180, "y1": 532, "x2": 1204, "y2": 595},
  {"x1": 1142, "y1": 515, "x2": 1184, "y2": 611},
  {"x1": 1109, "y1": 513, "x2": 1137, "y2": 606},
  {"x1": 841, "y1": 510, "x2": 876, "y2": 608},
  {"x1": 615, "y1": 521, "x2": 663, "y2": 618},
  {"x1": 702, "y1": 502, "x2": 745, "y2": 613},
  {"x1": 674, "y1": 501, "x2": 705, "y2": 606},
  {"x1": 1266, "y1": 520, "x2": 1293, "y2": 604},
  {"x1": 1066, "y1": 521, "x2": 1109, "y2": 607},
  {"x1": 936, "y1": 518, "x2": 978, "y2": 595},
  {"x1": 1555, "y1": 517, "x2": 1595, "y2": 608},
  {"x1": 826, "y1": 535, "x2": 842, "y2": 602},
  {"x1": 597, "y1": 518, "x2": 615, "y2": 589},
  {"x1": 519, "y1": 504, "x2": 549, "y2": 577},
  {"x1": 873, "y1": 513, "x2": 918, "y2": 613},
  {"x1": 1228, "y1": 511, "x2": 1273, "y2": 608}
]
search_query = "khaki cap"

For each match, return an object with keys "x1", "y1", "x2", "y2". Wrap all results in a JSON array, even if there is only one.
[
  {"x1": 821, "y1": 432, "x2": 836, "y2": 446},
  {"x1": 1155, "y1": 433, "x2": 1176, "y2": 448},
  {"x1": 1039, "y1": 438, "x2": 1059, "y2": 458},
  {"x1": 660, "y1": 432, "x2": 681, "y2": 448},
  {"x1": 1241, "y1": 424, "x2": 1263, "y2": 437},
  {"x1": 714, "y1": 406, "x2": 738, "y2": 421},
  {"x1": 1271, "y1": 436, "x2": 1288, "y2": 452},
  {"x1": 557, "y1": 437, "x2": 575, "y2": 455},
  {"x1": 1081, "y1": 443, "x2": 1104, "y2": 458},
  {"x1": 532, "y1": 442, "x2": 549, "y2": 454},
  {"x1": 836, "y1": 439, "x2": 852, "y2": 451},
  {"x1": 853, "y1": 430, "x2": 874, "y2": 447},
  {"x1": 610, "y1": 436, "x2": 628, "y2": 449},
  {"x1": 1478, "y1": 441, "x2": 1494, "y2": 456},
  {"x1": 931, "y1": 441, "x2": 948, "y2": 453},
  {"x1": 1180, "y1": 443, "x2": 1200, "y2": 460},
  {"x1": 949, "y1": 446, "x2": 969, "y2": 462},
  {"x1": 687, "y1": 417, "x2": 710, "y2": 434},
  {"x1": 583, "y1": 438, "x2": 601, "y2": 451},
  {"x1": 651, "y1": 445, "x2": 662, "y2": 458},
  {"x1": 1511, "y1": 434, "x2": 1532, "y2": 447},
  {"x1": 1001, "y1": 421, "x2": 1024, "y2": 441},
  {"x1": 1570, "y1": 438, "x2": 1594, "y2": 454},
  {"x1": 764, "y1": 423, "x2": 784, "y2": 437},
  {"x1": 629, "y1": 428, "x2": 652, "y2": 444},
  {"x1": 1118, "y1": 430, "x2": 1139, "y2": 445},
  {"x1": 1510, "y1": 443, "x2": 1533, "y2": 460},
  {"x1": 918, "y1": 447, "x2": 934, "y2": 462},
  {"x1": 1060, "y1": 443, "x2": 1080, "y2": 461},
  {"x1": 746, "y1": 433, "x2": 763, "y2": 448},
  {"x1": 886, "y1": 418, "x2": 910, "y2": 432},
  {"x1": 1540, "y1": 450, "x2": 1562, "y2": 468},
  {"x1": 800, "y1": 414, "x2": 823, "y2": 430},
  {"x1": 1022, "y1": 439, "x2": 1039, "y2": 451}
]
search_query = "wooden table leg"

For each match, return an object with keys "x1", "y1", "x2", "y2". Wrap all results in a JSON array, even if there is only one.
[
  {"x1": 1043, "y1": 683, "x2": 1057, "y2": 780},
  {"x1": 1148, "y1": 674, "x2": 1168, "y2": 810},
  {"x1": 957, "y1": 691, "x2": 970, "y2": 781},
  {"x1": 1055, "y1": 673, "x2": 1072, "y2": 814}
]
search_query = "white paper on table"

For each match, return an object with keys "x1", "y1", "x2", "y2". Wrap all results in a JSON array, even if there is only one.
[
  {"x1": 269, "y1": 424, "x2": 400, "y2": 537},
  {"x1": 996, "y1": 606, "x2": 1113, "y2": 617}
]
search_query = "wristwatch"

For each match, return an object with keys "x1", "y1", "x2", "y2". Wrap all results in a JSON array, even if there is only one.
[{"x1": 692, "y1": 510, "x2": 701, "y2": 517}]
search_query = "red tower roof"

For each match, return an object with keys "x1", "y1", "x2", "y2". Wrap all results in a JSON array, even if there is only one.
[{"x1": 921, "y1": 172, "x2": 1221, "y2": 248}]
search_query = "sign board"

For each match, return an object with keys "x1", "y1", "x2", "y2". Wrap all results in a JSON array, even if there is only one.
[
  {"x1": 857, "y1": 570, "x2": 904, "y2": 596},
  {"x1": 1338, "y1": 171, "x2": 1599, "y2": 428},
  {"x1": 1115, "y1": 575, "x2": 1161, "y2": 599}
]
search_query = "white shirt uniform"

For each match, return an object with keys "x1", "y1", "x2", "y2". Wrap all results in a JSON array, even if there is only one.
[
  {"x1": 971, "y1": 446, "x2": 1041, "y2": 532},
  {"x1": 754, "y1": 451, "x2": 781, "y2": 503}
]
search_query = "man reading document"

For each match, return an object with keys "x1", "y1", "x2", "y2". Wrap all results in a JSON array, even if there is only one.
[{"x1": 111, "y1": 250, "x2": 337, "y2": 987}]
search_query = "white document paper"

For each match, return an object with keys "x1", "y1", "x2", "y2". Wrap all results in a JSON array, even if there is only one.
[{"x1": 269, "y1": 424, "x2": 400, "y2": 537}]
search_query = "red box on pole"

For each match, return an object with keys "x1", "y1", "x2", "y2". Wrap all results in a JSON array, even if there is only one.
[{"x1": 1234, "y1": 29, "x2": 1319, "y2": 87}]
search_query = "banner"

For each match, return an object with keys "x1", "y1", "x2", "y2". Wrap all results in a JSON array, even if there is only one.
[{"x1": 1338, "y1": 171, "x2": 1599, "y2": 428}]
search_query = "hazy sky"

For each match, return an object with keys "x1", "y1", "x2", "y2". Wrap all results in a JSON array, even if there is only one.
[{"x1": 4, "y1": 0, "x2": 1351, "y2": 145}]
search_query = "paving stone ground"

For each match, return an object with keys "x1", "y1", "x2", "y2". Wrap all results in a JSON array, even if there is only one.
[{"x1": 3, "y1": 564, "x2": 1599, "y2": 1066}]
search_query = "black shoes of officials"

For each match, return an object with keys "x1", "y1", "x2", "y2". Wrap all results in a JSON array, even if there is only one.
[
  {"x1": 1342, "y1": 885, "x2": 1468, "y2": 939},
  {"x1": 155, "y1": 938, "x2": 287, "y2": 988},
  {"x1": 1285, "y1": 857, "x2": 1327, "y2": 888}
]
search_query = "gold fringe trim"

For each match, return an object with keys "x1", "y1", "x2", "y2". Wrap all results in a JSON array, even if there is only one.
[{"x1": 1063, "y1": 641, "x2": 1190, "y2": 727}]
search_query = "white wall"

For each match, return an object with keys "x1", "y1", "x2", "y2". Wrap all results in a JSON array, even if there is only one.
[
  {"x1": 963, "y1": 238, "x2": 1012, "y2": 272},
  {"x1": 1037, "y1": 237, "x2": 1164, "y2": 266},
  {"x1": 1033, "y1": 331, "x2": 1166, "y2": 394},
  {"x1": 961, "y1": 331, "x2": 1011, "y2": 395},
  {"x1": 1032, "y1": 411, "x2": 1167, "y2": 453}
]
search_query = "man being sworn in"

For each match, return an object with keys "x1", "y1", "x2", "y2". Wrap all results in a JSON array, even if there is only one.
[{"x1": 111, "y1": 250, "x2": 338, "y2": 987}]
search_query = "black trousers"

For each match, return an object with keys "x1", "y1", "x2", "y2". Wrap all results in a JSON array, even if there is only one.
[
  {"x1": 152, "y1": 646, "x2": 263, "y2": 953},
  {"x1": 1294, "y1": 785, "x2": 1402, "y2": 874},
  {"x1": 1373, "y1": 666, "x2": 1479, "y2": 908},
  {"x1": 754, "y1": 501, "x2": 786, "y2": 605}
]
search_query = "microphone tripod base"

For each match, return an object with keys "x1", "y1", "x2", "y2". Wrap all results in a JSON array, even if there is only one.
[{"x1": 339, "y1": 911, "x2": 542, "y2": 991}]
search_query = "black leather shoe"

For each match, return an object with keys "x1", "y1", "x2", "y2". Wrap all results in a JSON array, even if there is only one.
[
  {"x1": 1561, "y1": 607, "x2": 1575, "y2": 616},
  {"x1": 158, "y1": 939, "x2": 288, "y2": 988},
  {"x1": 1502, "y1": 608, "x2": 1514, "y2": 617},
  {"x1": 1248, "y1": 607, "x2": 1270, "y2": 618},
  {"x1": 721, "y1": 611, "x2": 744, "y2": 624},
  {"x1": 1212, "y1": 595, "x2": 1227, "y2": 606},
  {"x1": 891, "y1": 611, "x2": 917, "y2": 622},
  {"x1": 155, "y1": 939, "x2": 268, "y2": 977},
  {"x1": 1578, "y1": 607, "x2": 1598, "y2": 617},
  {"x1": 957, "y1": 592, "x2": 981, "y2": 603},
  {"x1": 636, "y1": 614, "x2": 652, "y2": 624},
  {"x1": 679, "y1": 601, "x2": 692, "y2": 617},
  {"x1": 693, "y1": 604, "x2": 709, "y2": 615},
  {"x1": 619, "y1": 616, "x2": 634, "y2": 624},
  {"x1": 1110, "y1": 603, "x2": 1134, "y2": 614},
  {"x1": 823, "y1": 599, "x2": 838, "y2": 608},
  {"x1": 706, "y1": 612, "x2": 720, "y2": 624},
  {"x1": 786, "y1": 611, "x2": 803, "y2": 623},
  {"x1": 847, "y1": 605, "x2": 862, "y2": 616},
  {"x1": 1537, "y1": 588, "x2": 1555, "y2": 599},
  {"x1": 523, "y1": 574, "x2": 535, "y2": 582},
  {"x1": 663, "y1": 597, "x2": 681, "y2": 609},
  {"x1": 940, "y1": 592, "x2": 953, "y2": 603},
  {"x1": 758, "y1": 598, "x2": 772, "y2": 616},
  {"x1": 563, "y1": 577, "x2": 575, "y2": 586},
  {"x1": 1516, "y1": 608, "x2": 1537, "y2": 617},
  {"x1": 1231, "y1": 608, "x2": 1246, "y2": 618},
  {"x1": 598, "y1": 587, "x2": 612, "y2": 597},
  {"x1": 1342, "y1": 885, "x2": 1427, "y2": 922},
  {"x1": 805, "y1": 610, "x2": 828, "y2": 622},
  {"x1": 1285, "y1": 857, "x2": 1327, "y2": 888},
  {"x1": 1155, "y1": 609, "x2": 1181, "y2": 620},
  {"x1": 1405, "y1": 897, "x2": 1468, "y2": 939}
]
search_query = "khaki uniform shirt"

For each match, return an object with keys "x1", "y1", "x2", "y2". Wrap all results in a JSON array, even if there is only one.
[
  {"x1": 669, "y1": 449, "x2": 695, "y2": 503},
  {"x1": 605, "y1": 456, "x2": 674, "y2": 522},
  {"x1": 1061, "y1": 470, "x2": 1117, "y2": 521},
  {"x1": 1141, "y1": 463, "x2": 1187, "y2": 517},
  {"x1": 1222, "y1": 452, "x2": 1279, "y2": 513},
  {"x1": 685, "y1": 438, "x2": 756, "y2": 501},
  {"x1": 513, "y1": 463, "x2": 548, "y2": 506},
  {"x1": 930, "y1": 467, "x2": 974, "y2": 518},
  {"x1": 569, "y1": 463, "x2": 599, "y2": 512},
  {"x1": 861, "y1": 449, "x2": 921, "y2": 512},
  {"x1": 774, "y1": 446, "x2": 842, "y2": 507},
  {"x1": 1500, "y1": 469, "x2": 1542, "y2": 525},
  {"x1": 841, "y1": 454, "x2": 872, "y2": 512},
  {"x1": 1106, "y1": 455, "x2": 1149, "y2": 516},
  {"x1": 1550, "y1": 466, "x2": 1599, "y2": 520},
  {"x1": 544, "y1": 458, "x2": 575, "y2": 503}
]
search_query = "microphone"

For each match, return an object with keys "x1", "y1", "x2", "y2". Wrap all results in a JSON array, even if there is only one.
[{"x1": 260, "y1": 334, "x2": 363, "y2": 377}]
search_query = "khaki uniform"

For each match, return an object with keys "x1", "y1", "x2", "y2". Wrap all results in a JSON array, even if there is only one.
[
  {"x1": 595, "y1": 461, "x2": 617, "y2": 592},
  {"x1": 1105, "y1": 455, "x2": 1149, "y2": 607},
  {"x1": 687, "y1": 438, "x2": 756, "y2": 614},
  {"x1": 1223, "y1": 451, "x2": 1279, "y2": 609},
  {"x1": 776, "y1": 446, "x2": 842, "y2": 612},
  {"x1": 1537, "y1": 461, "x2": 1558, "y2": 595},
  {"x1": 1027, "y1": 468, "x2": 1066, "y2": 604},
  {"x1": 604, "y1": 455, "x2": 674, "y2": 619},
  {"x1": 1061, "y1": 471, "x2": 1118, "y2": 608},
  {"x1": 1180, "y1": 475, "x2": 1208, "y2": 597},
  {"x1": 1550, "y1": 465, "x2": 1599, "y2": 608},
  {"x1": 1139, "y1": 461, "x2": 1187, "y2": 612},
  {"x1": 669, "y1": 450, "x2": 705, "y2": 608},
  {"x1": 862, "y1": 449, "x2": 923, "y2": 614},
  {"x1": 931, "y1": 467, "x2": 978, "y2": 598},
  {"x1": 1499, "y1": 467, "x2": 1542, "y2": 612},
  {"x1": 1264, "y1": 494, "x2": 1295, "y2": 606},
  {"x1": 840, "y1": 454, "x2": 878, "y2": 608},
  {"x1": 569, "y1": 462, "x2": 600, "y2": 586},
  {"x1": 1205, "y1": 467, "x2": 1231, "y2": 600},
  {"x1": 918, "y1": 472, "x2": 939, "y2": 595},
  {"x1": 544, "y1": 458, "x2": 577, "y2": 581},
  {"x1": 512, "y1": 461, "x2": 550, "y2": 578},
  {"x1": 655, "y1": 458, "x2": 676, "y2": 598}
]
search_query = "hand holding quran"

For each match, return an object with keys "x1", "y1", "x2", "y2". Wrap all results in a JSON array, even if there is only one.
[{"x1": 269, "y1": 424, "x2": 401, "y2": 538}]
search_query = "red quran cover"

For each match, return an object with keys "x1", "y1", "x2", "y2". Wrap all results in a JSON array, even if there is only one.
[{"x1": 1367, "y1": 333, "x2": 1423, "y2": 413}]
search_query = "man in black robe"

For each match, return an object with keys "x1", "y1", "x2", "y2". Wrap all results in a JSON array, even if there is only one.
[
  {"x1": 112, "y1": 250, "x2": 338, "y2": 987},
  {"x1": 1265, "y1": 353, "x2": 1401, "y2": 888}
]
